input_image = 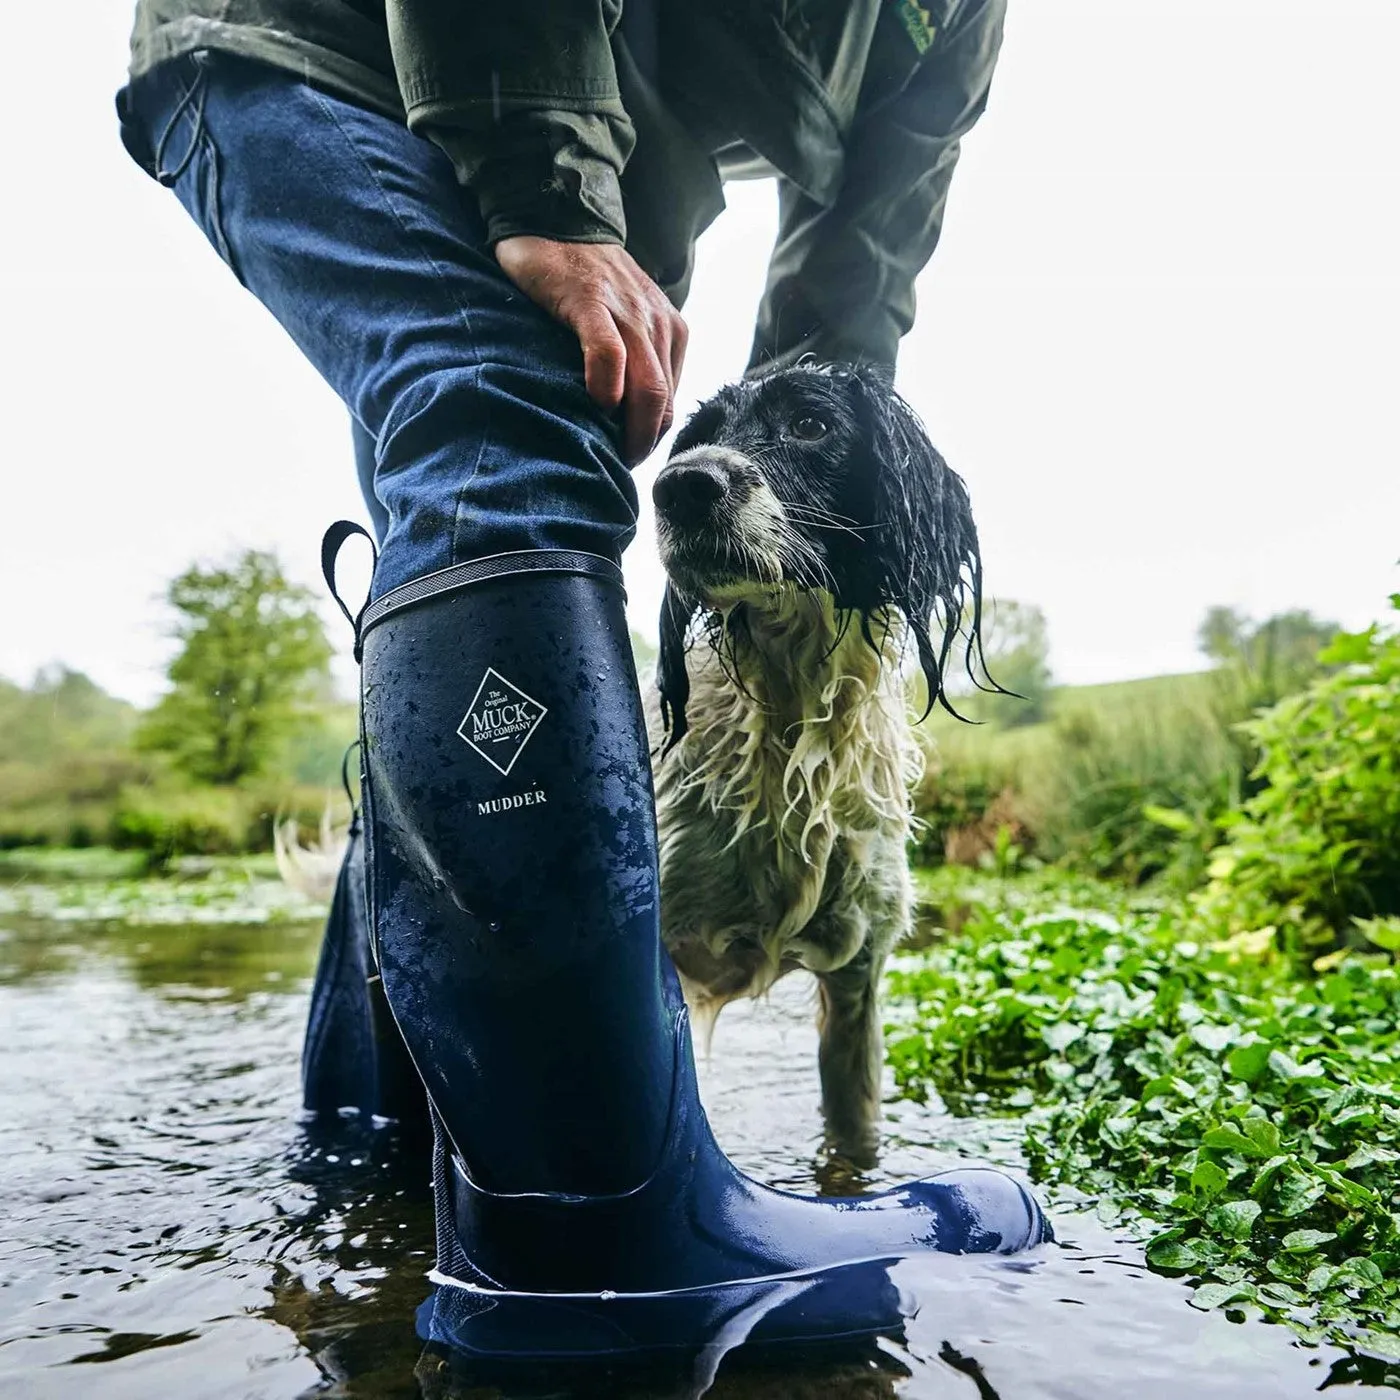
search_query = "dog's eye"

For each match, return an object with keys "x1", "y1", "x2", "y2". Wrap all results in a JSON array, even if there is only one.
[{"x1": 787, "y1": 413, "x2": 830, "y2": 442}]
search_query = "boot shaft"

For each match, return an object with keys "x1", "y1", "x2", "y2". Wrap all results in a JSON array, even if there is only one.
[{"x1": 359, "y1": 554, "x2": 675, "y2": 1197}]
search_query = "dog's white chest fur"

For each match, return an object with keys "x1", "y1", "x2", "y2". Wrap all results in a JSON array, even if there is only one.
[{"x1": 646, "y1": 593, "x2": 919, "y2": 1049}]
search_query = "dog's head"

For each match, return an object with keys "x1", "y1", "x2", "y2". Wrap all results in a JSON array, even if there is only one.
[{"x1": 652, "y1": 364, "x2": 994, "y2": 744}]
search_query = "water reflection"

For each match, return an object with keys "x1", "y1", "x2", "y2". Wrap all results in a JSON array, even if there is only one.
[
  {"x1": 416, "y1": 1337, "x2": 913, "y2": 1400},
  {"x1": 0, "y1": 874, "x2": 1394, "y2": 1397}
]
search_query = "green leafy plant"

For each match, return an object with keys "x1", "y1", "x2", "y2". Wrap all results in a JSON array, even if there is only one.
[
  {"x1": 909, "y1": 738, "x2": 1027, "y2": 868},
  {"x1": 1196, "y1": 597, "x2": 1400, "y2": 960},
  {"x1": 1031, "y1": 695, "x2": 1241, "y2": 882},
  {"x1": 887, "y1": 869, "x2": 1400, "y2": 1357}
]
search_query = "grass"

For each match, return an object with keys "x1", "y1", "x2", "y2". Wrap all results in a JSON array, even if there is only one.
[
  {"x1": 0, "y1": 847, "x2": 324, "y2": 925},
  {"x1": 0, "y1": 846, "x2": 151, "y2": 879},
  {"x1": 914, "y1": 667, "x2": 1251, "y2": 881},
  {"x1": 888, "y1": 866, "x2": 1400, "y2": 1361}
]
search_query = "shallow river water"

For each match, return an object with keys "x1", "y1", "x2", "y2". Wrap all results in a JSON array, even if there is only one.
[{"x1": 1, "y1": 862, "x2": 1391, "y2": 1398}]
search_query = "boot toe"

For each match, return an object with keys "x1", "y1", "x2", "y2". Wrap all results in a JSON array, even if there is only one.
[{"x1": 909, "y1": 1167, "x2": 1052, "y2": 1253}]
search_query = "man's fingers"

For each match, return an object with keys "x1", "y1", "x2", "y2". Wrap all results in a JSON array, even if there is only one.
[
  {"x1": 525, "y1": 248, "x2": 683, "y2": 461},
  {"x1": 619, "y1": 325, "x2": 672, "y2": 465},
  {"x1": 650, "y1": 313, "x2": 677, "y2": 439},
  {"x1": 668, "y1": 313, "x2": 689, "y2": 396},
  {"x1": 569, "y1": 302, "x2": 627, "y2": 411}
]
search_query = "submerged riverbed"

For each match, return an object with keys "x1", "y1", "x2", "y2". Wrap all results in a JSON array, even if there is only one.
[{"x1": 0, "y1": 856, "x2": 1383, "y2": 1397}]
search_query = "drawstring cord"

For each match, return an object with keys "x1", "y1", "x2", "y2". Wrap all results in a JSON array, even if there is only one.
[{"x1": 153, "y1": 64, "x2": 209, "y2": 187}]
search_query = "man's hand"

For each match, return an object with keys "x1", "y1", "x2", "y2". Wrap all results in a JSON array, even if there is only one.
[{"x1": 495, "y1": 236, "x2": 687, "y2": 465}]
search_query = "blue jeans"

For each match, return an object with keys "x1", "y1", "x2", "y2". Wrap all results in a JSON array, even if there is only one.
[{"x1": 118, "y1": 52, "x2": 638, "y2": 595}]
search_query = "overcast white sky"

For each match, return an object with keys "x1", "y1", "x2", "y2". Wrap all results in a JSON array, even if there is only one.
[{"x1": 2, "y1": 2, "x2": 1397, "y2": 706}]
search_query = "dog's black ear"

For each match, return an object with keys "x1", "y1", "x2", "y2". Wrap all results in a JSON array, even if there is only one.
[
  {"x1": 656, "y1": 582, "x2": 699, "y2": 750},
  {"x1": 846, "y1": 367, "x2": 1000, "y2": 719}
]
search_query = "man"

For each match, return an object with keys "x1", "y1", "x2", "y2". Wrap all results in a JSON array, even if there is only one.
[{"x1": 117, "y1": 0, "x2": 1045, "y2": 1360}]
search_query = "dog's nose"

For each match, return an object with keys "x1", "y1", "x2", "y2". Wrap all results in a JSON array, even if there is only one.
[{"x1": 652, "y1": 463, "x2": 729, "y2": 525}]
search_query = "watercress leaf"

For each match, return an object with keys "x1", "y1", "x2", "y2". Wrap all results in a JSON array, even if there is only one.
[
  {"x1": 1191, "y1": 1023, "x2": 1235, "y2": 1053},
  {"x1": 1095, "y1": 1198, "x2": 1123, "y2": 1225},
  {"x1": 1257, "y1": 1282, "x2": 1307, "y2": 1307},
  {"x1": 1249, "y1": 1155, "x2": 1291, "y2": 1199},
  {"x1": 1202, "y1": 1125, "x2": 1269, "y2": 1157},
  {"x1": 1337, "y1": 1257, "x2": 1385, "y2": 1291},
  {"x1": 1333, "y1": 1104, "x2": 1378, "y2": 1130},
  {"x1": 1283, "y1": 1229, "x2": 1338, "y2": 1253},
  {"x1": 1275, "y1": 1171, "x2": 1327, "y2": 1217},
  {"x1": 1343, "y1": 1144, "x2": 1399, "y2": 1171},
  {"x1": 1268, "y1": 1049, "x2": 1325, "y2": 1081},
  {"x1": 1319, "y1": 974, "x2": 1354, "y2": 1008},
  {"x1": 1354, "y1": 916, "x2": 1400, "y2": 953},
  {"x1": 1042, "y1": 1022, "x2": 1085, "y2": 1053},
  {"x1": 1146, "y1": 1238, "x2": 1202, "y2": 1270},
  {"x1": 1315, "y1": 1167, "x2": 1381, "y2": 1209},
  {"x1": 1191, "y1": 1160, "x2": 1230, "y2": 1198},
  {"x1": 1190, "y1": 1281, "x2": 1257, "y2": 1310},
  {"x1": 1227, "y1": 1041, "x2": 1272, "y2": 1082},
  {"x1": 1099, "y1": 1115, "x2": 1136, "y2": 1149},
  {"x1": 1205, "y1": 1199, "x2": 1262, "y2": 1241},
  {"x1": 1242, "y1": 1118, "x2": 1282, "y2": 1155},
  {"x1": 1350, "y1": 1330, "x2": 1400, "y2": 1364}
]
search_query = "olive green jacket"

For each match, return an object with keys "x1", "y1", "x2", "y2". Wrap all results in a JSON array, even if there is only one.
[{"x1": 127, "y1": 0, "x2": 1005, "y2": 370}]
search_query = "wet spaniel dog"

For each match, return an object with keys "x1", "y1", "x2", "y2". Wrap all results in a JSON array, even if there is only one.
[{"x1": 647, "y1": 364, "x2": 995, "y2": 1165}]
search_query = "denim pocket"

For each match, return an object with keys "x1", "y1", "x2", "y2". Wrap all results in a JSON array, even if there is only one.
[{"x1": 150, "y1": 54, "x2": 245, "y2": 286}]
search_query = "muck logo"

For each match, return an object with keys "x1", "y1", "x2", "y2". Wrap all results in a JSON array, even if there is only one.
[{"x1": 457, "y1": 668, "x2": 547, "y2": 775}]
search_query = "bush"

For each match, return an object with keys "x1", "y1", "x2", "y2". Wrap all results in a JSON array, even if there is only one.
[
  {"x1": 0, "y1": 651, "x2": 359, "y2": 858},
  {"x1": 1027, "y1": 682, "x2": 1243, "y2": 884},
  {"x1": 111, "y1": 785, "x2": 251, "y2": 863},
  {"x1": 1196, "y1": 599, "x2": 1400, "y2": 957},
  {"x1": 917, "y1": 672, "x2": 1249, "y2": 883},
  {"x1": 0, "y1": 800, "x2": 118, "y2": 850},
  {"x1": 914, "y1": 602, "x2": 1348, "y2": 885},
  {"x1": 886, "y1": 868, "x2": 1400, "y2": 1358},
  {"x1": 0, "y1": 667, "x2": 135, "y2": 764},
  {"x1": 0, "y1": 754, "x2": 151, "y2": 849},
  {"x1": 110, "y1": 779, "x2": 341, "y2": 867},
  {"x1": 910, "y1": 731, "x2": 1027, "y2": 865}
]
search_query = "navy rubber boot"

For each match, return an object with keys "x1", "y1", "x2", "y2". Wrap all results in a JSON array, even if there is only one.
[
  {"x1": 357, "y1": 549, "x2": 1049, "y2": 1359},
  {"x1": 300, "y1": 813, "x2": 430, "y2": 1134}
]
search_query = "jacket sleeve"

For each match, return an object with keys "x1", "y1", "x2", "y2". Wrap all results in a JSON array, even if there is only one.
[
  {"x1": 385, "y1": 1, "x2": 635, "y2": 245},
  {"x1": 748, "y1": 0, "x2": 1006, "y2": 373}
]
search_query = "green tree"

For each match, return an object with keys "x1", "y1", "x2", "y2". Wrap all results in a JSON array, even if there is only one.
[
  {"x1": 982, "y1": 599, "x2": 1052, "y2": 726},
  {"x1": 0, "y1": 667, "x2": 134, "y2": 764},
  {"x1": 1198, "y1": 605, "x2": 1339, "y2": 707},
  {"x1": 138, "y1": 550, "x2": 333, "y2": 785},
  {"x1": 1197, "y1": 605, "x2": 1249, "y2": 666}
]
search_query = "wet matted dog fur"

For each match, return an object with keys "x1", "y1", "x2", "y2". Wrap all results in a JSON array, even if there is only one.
[{"x1": 647, "y1": 363, "x2": 996, "y2": 1164}]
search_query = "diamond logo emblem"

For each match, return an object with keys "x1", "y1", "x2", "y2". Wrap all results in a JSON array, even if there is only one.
[{"x1": 456, "y1": 668, "x2": 548, "y2": 776}]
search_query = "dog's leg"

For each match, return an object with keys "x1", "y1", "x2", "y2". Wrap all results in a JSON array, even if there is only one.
[{"x1": 816, "y1": 944, "x2": 888, "y2": 1167}]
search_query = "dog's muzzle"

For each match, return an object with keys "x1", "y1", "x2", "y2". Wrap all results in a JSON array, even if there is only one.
[{"x1": 652, "y1": 458, "x2": 731, "y2": 529}]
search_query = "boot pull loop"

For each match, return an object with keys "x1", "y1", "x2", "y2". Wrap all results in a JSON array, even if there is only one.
[
  {"x1": 321, "y1": 520, "x2": 378, "y2": 661},
  {"x1": 340, "y1": 739, "x2": 361, "y2": 813}
]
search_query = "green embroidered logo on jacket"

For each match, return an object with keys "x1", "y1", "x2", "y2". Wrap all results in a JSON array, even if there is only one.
[{"x1": 894, "y1": 0, "x2": 936, "y2": 54}]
